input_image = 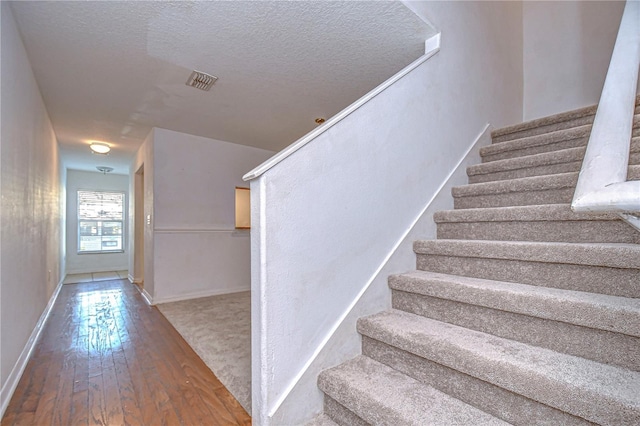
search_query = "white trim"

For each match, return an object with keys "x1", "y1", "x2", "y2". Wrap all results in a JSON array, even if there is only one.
[
  {"x1": 257, "y1": 177, "x2": 269, "y2": 425},
  {"x1": 64, "y1": 267, "x2": 129, "y2": 275},
  {"x1": 152, "y1": 286, "x2": 250, "y2": 305},
  {"x1": 243, "y1": 32, "x2": 442, "y2": 182},
  {"x1": 153, "y1": 227, "x2": 249, "y2": 234},
  {"x1": 1, "y1": 278, "x2": 64, "y2": 418},
  {"x1": 140, "y1": 288, "x2": 153, "y2": 306},
  {"x1": 572, "y1": 0, "x2": 639, "y2": 214},
  {"x1": 267, "y1": 123, "x2": 491, "y2": 419}
]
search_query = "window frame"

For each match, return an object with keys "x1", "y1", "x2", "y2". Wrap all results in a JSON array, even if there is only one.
[{"x1": 77, "y1": 189, "x2": 126, "y2": 254}]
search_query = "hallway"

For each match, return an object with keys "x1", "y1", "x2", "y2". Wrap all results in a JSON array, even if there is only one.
[{"x1": 1, "y1": 280, "x2": 250, "y2": 426}]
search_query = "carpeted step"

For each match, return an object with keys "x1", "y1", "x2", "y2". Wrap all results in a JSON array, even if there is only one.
[
  {"x1": 323, "y1": 396, "x2": 368, "y2": 426},
  {"x1": 491, "y1": 96, "x2": 640, "y2": 144},
  {"x1": 452, "y1": 166, "x2": 640, "y2": 209},
  {"x1": 434, "y1": 204, "x2": 640, "y2": 243},
  {"x1": 414, "y1": 239, "x2": 640, "y2": 297},
  {"x1": 482, "y1": 115, "x2": 640, "y2": 163},
  {"x1": 358, "y1": 310, "x2": 640, "y2": 426},
  {"x1": 305, "y1": 413, "x2": 341, "y2": 426},
  {"x1": 389, "y1": 270, "x2": 640, "y2": 370},
  {"x1": 317, "y1": 355, "x2": 508, "y2": 426},
  {"x1": 469, "y1": 138, "x2": 640, "y2": 184}
]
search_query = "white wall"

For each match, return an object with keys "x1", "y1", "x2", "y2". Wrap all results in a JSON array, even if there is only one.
[
  {"x1": 0, "y1": 1, "x2": 62, "y2": 406},
  {"x1": 65, "y1": 170, "x2": 129, "y2": 274},
  {"x1": 523, "y1": 0, "x2": 626, "y2": 120},
  {"x1": 249, "y1": 1, "x2": 523, "y2": 423},
  {"x1": 131, "y1": 128, "x2": 274, "y2": 304}
]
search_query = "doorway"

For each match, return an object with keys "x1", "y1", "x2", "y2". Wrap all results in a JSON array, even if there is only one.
[{"x1": 133, "y1": 165, "x2": 144, "y2": 287}]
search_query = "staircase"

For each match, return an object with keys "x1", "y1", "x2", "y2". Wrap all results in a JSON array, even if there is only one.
[{"x1": 313, "y1": 99, "x2": 640, "y2": 425}]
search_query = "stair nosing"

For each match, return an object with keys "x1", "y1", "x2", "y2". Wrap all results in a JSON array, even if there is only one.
[
  {"x1": 453, "y1": 165, "x2": 640, "y2": 198},
  {"x1": 469, "y1": 146, "x2": 587, "y2": 176},
  {"x1": 491, "y1": 95, "x2": 640, "y2": 140},
  {"x1": 491, "y1": 106, "x2": 598, "y2": 139},
  {"x1": 318, "y1": 355, "x2": 508, "y2": 425},
  {"x1": 413, "y1": 239, "x2": 640, "y2": 269},
  {"x1": 452, "y1": 172, "x2": 578, "y2": 198},
  {"x1": 471, "y1": 137, "x2": 640, "y2": 177},
  {"x1": 358, "y1": 310, "x2": 640, "y2": 425},
  {"x1": 433, "y1": 204, "x2": 622, "y2": 223},
  {"x1": 389, "y1": 270, "x2": 640, "y2": 337},
  {"x1": 484, "y1": 114, "x2": 640, "y2": 160},
  {"x1": 483, "y1": 125, "x2": 592, "y2": 157}
]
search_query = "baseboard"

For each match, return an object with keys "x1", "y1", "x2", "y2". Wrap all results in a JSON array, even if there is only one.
[
  {"x1": 128, "y1": 274, "x2": 142, "y2": 284},
  {"x1": 140, "y1": 288, "x2": 153, "y2": 306},
  {"x1": 0, "y1": 278, "x2": 64, "y2": 418},
  {"x1": 65, "y1": 266, "x2": 128, "y2": 275},
  {"x1": 152, "y1": 286, "x2": 250, "y2": 305}
]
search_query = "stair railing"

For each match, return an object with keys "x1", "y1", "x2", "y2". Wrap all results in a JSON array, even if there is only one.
[{"x1": 571, "y1": 0, "x2": 640, "y2": 230}]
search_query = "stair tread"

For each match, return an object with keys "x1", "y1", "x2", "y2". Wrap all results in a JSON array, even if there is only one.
[
  {"x1": 414, "y1": 239, "x2": 640, "y2": 269},
  {"x1": 434, "y1": 203, "x2": 622, "y2": 223},
  {"x1": 358, "y1": 310, "x2": 640, "y2": 425},
  {"x1": 318, "y1": 355, "x2": 508, "y2": 426},
  {"x1": 483, "y1": 125, "x2": 592, "y2": 157},
  {"x1": 453, "y1": 165, "x2": 640, "y2": 198},
  {"x1": 305, "y1": 414, "x2": 339, "y2": 426},
  {"x1": 491, "y1": 95, "x2": 640, "y2": 141},
  {"x1": 470, "y1": 138, "x2": 640, "y2": 177},
  {"x1": 480, "y1": 114, "x2": 640, "y2": 157},
  {"x1": 453, "y1": 172, "x2": 578, "y2": 197},
  {"x1": 390, "y1": 270, "x2": 640, "y2": 337}
]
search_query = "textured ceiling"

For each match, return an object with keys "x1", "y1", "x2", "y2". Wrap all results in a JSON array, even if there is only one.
[{"x1": 10, "y1": 1, "x2": 434, "y2": 174}]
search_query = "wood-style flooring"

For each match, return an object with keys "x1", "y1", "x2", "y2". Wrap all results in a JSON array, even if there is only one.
[{"x1": 1, "y1": 280, "x2": 251, "y2": 426}]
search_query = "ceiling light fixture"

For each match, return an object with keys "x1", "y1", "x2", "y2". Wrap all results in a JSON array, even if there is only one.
[
  {"x1": 90, "y1": 142, "x2": 111, "y2": 154},
  {"x1": 96, "y1": 166, "x2": 114, "y2": 174}
]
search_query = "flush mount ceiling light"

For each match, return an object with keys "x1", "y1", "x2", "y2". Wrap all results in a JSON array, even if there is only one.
[
  {"x1": 186, "y1": 70, "x2": 218, "y2": 91},
  {"x1": 96, "y1": 166, "x2": 114, "y2": 174},
  {"x1": 90, "y1": 142, "x2": 111, "y2": 155}
]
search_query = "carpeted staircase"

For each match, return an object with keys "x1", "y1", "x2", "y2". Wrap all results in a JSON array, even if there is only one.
[{"x1": 313, "y1": 100, "x2": 640, "y2": 425}]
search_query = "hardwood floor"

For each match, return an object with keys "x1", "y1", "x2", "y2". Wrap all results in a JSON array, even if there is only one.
[{"x1": 1, "y1": 280, "x2": 251, "y2": 426}]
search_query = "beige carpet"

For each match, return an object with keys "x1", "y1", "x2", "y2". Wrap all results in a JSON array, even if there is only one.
[{"x1": 157, "y1": 291, "x2": 251, "y2": 413}]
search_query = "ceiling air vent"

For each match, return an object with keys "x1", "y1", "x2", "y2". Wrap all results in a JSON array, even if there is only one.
[{"x1": 186, "y1": 70, "x2": 218, "y2": 91}]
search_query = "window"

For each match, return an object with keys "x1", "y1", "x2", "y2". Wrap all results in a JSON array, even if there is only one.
[{"x1": 78, "y1": 190, "x2": 124, "y2": 253}]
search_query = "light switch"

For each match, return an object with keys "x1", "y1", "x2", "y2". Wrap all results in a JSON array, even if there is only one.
[{"x1": 146, "y1": 214, "x2": 151, "y2": 225}]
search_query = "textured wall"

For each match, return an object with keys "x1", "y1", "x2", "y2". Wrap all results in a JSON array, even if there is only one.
[
  {"x1": 0, "y1": 2, "x2": 62, "y2": 390},
  {"x1": 132, "y1": 128, "x2": 274, "y2": 303},
  {"x1": 250, "y1": 1, "x2": 524, "y2": 423},
  {"x1": 523, "y1": 1, "x2": 627, "y2": 120}
]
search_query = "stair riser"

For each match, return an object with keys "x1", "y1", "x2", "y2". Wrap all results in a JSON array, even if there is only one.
[
  {"x1": 493, "y1": 104, "x2": 640, "y2": 144},
  {"x1": 483, "y1": 136, "x2": 589, "y2": 163},
  {"x1": 484, "y1": 126, "x2": 640, "y2": 162},
  {"x1": 436, "y1": 220, "x2": 640, "y2": 244},
  {"x1": 323, "y1": 396, "x2": 368, "y2": 426},
  {"x1": 470, "y1": 152, "x2": 640, "y2": 184},
  {"x1": 493, "y1": 116, "x2": 595, "y2": 144},
  {"x1": 454, "y1": 187, "x2": 574, "y2": 209},
  {"x1": 392, "y1": 290, "x2": 640, "y2": 371},
  {"x1": 362, "y1": 337, "x2": 591, "y2": 426},
  {"x1": 469, "y1": 160, "x2": 582, "y2": 183},
  {"x1": 416, "y1": 255, "x2": 640, "y2": 298}
]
